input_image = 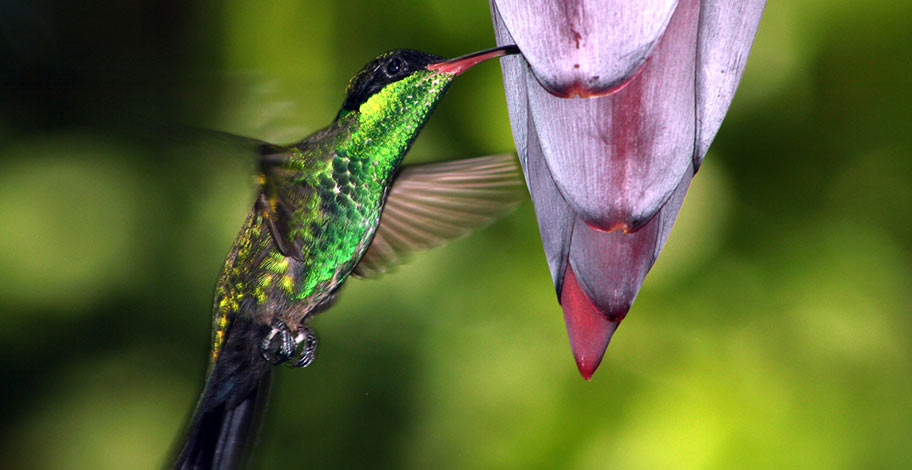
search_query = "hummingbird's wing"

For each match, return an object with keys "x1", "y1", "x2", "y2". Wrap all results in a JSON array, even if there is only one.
[
  {"x1": 256, "y1": 146, "x2": 321, "y2": 260},
  {"x1": 353, "y1": 154, "x2": 525, "y2": 278}
]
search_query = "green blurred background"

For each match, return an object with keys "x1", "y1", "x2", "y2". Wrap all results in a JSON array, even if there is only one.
[{"x1": 1, "y1": 1, "x2": 910, "y2": 468}]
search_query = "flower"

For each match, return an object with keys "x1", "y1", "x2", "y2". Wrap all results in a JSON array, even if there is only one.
[{"x1": 490, "y1": 0, "x2": 766, "y2": 379}]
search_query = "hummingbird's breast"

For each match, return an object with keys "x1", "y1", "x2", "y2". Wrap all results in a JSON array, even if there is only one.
[
  {"x1": 211, "y1": 116, "x2": 408, "y2": 349},
  {"x1": 260, "y1": 140, "x2": 395, "y2": 323},
  {"x1": 210, "y1": 169, "x2": 384, "y2": 356}
]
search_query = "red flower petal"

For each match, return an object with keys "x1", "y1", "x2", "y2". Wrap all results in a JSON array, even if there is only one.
[{"x1": 561, "y1": 265, "x2": 619, "y2": 380}]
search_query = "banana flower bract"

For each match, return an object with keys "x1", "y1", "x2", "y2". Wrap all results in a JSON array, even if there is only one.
[{"x1": 490, "y1": 0, "x2": 765, "y2": 378}]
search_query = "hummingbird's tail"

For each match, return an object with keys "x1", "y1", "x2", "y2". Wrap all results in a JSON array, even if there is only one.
[{"x1": 174, "y1": 317, "x2": 273, "y2": 470}]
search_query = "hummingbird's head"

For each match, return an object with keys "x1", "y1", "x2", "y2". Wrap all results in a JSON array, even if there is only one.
[
  {"x1": 338, "y1": 45, "x2": 521, "y2": 118},
  {"x1": 334, "y1": 45, "x2": 519, "y2": 170},
  {"x1": 340, "y1": 49, "x2": 443, "y2": 113}
]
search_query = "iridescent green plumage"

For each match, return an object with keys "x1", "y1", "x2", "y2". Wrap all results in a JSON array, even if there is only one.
[
  {"x1": 176, "y1": 46, "x2": 522, "y2": 470},
  {"x1": 210, "y1": 68, "x2": 454, "y2": 361}
]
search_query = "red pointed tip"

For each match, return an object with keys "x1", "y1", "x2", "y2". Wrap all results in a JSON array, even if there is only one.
[{"x1": 560, "y1": 266, "x2": 620, "y2": 380}]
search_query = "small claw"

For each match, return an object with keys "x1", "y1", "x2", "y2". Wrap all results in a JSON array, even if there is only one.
[
  {"x1": 259, "y1": 327, "x2": 278, "y2": 362},
  {"x1": 290, "y1": 327, "x2": 318, "y2": 368},
  {"x1": 281, "y1": 327, "x2": 297, "y2": 361},
  {"x1": 260, "y1": 320, "x2": 296, "y2": 365}
]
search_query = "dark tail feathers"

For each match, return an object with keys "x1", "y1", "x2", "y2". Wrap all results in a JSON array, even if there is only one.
[{"x1": 174, "y1": 317, "x2": 273, "y2": 470}]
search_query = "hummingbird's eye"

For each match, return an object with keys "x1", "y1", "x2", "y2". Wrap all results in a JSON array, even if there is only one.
[{"x1": 384, "y1": 57, "x2": 404, "y2": 77}]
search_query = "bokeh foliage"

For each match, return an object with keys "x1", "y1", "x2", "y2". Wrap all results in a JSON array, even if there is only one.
[{"x1": 1, "y1": 1, "x2": 910, "y2": 468}]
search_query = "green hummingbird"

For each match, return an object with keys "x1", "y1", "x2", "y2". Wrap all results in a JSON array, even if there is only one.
[{"x1": 175, "y1": 44, "x2": 522, "y2": 470}]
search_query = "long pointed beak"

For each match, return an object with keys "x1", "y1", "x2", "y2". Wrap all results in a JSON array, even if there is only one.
[{"x1": 428, "y1": 44, "x2": 521, "y2": 76}]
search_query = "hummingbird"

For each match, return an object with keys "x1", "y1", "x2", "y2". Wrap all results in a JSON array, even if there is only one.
[{"x1": 174, "y1": 44, "x2": 523, "y2": 470}]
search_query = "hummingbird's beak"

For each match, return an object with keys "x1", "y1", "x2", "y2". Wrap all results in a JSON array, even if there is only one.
[{"x1": 427, "y1": 45, "x2": 521, "y2": 76}]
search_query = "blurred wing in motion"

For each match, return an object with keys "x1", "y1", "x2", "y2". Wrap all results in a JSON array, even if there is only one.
[{"x1": 353, "y1": 154, "x2": 525, "y2": 278}]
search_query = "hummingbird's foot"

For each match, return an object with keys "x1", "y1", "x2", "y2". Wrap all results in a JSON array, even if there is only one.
[
  {"x1": 290, "y1": 327, "x2": 318, "y2": 368},
  {"x1": 260, "y1": 320, "x2": 296, "y2": 365}
]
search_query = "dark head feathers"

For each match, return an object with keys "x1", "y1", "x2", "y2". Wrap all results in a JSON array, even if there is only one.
[{"x1": 340, "y1": 49, "x2": 443, "y2": 112}]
